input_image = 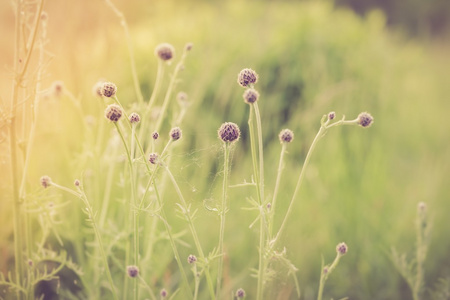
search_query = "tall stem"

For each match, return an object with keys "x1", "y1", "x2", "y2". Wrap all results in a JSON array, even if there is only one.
[
  {"x1": 253, "y1": 103, "x2": 265, "y2": 204},
  {"x1": 268, "y1": 143, "x2": 286, "y2": 237},
  {"x1": 216, "y1": 143, "x2": 229, "y2": 299}
]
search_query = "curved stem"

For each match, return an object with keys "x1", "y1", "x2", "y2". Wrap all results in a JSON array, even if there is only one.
[{"x1": 216, "y1": 143, "x2": 229, "y2": 299}]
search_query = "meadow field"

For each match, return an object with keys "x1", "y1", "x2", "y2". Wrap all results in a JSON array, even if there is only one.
[{"x1": 1, "y1": 0, "x2": 450, "y2": 299}]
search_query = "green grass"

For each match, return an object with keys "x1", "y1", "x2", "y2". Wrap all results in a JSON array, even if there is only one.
[{"x1": 1, "y1": 0, "x2": 450, "y2": 299}]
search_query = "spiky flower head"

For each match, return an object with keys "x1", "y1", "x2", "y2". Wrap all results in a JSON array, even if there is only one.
[
  {"x1": 101, "y1": 82, "x2": 117, "y2": 98},
  {"x1": 170, "y1": 127, "x2": 182, "y2": 141},
  {"x1": 243, "y1": 88, "x2": 259, "y2": 104},
  {"x1": 129, "y1": 112, "x2": 141, "y2": 124},
  {"x1": 40, "y1": 176, "x2": 51, "y2": 188},
  {"x1": 236, "y1": 288, "x2": 246, "y2": 298},
  {"x1": 237, "y1": 68, "x2": 258, "y2": 87},
  {"x1": 160, "y1": 289, "x2": 168, "y2": 298},
  {"x1": 218, "y1": 122, "x2": 240, "y2": 143},
  {"x1": 357, "y1": 112, "x2": 374, "y2": 128},
  {"x1": 328, "y1": 111, "x2": 336, "y2": 120},
  {"x1": 126, "y1": 265, "x2": 139, "y2": 278},
  {"x1": 152, "y1": 131, "x2": 159, "y2": 140},
  {"x1": 155, "y1": 43, "x2": 175, "y2": 61},
  {"x1": 336, "y1": 242, "x2": 348, "y2": 256},
  {"x1": 278, "y1": 129, "x2": 294, "y2": 144},
  {"x1": 149, "y1": 153, "x2": 158, "y2": 165},
  {"x1": 187, "y1": 254, "x2": 197, "y2": 264},
  {"x1": 105, "y1": 104, "x2": 122, "y2": 122}
]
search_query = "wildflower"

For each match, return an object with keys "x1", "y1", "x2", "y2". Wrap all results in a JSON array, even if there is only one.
[
  {"x1": 218, "y1": 122, "x2": 240, "y2": 143},
  {"x1": 170, "y1": 127, "x2": 182, "y2": 141},
  {"x1": 155, "y1": 43, "x2": 175, "y2": 61},
  {"x1": 160, "y1": 289, "x2": 168, "y2": 298},
  {"x1": 129, "y1": 112, "x2": 141, "y2": 124},
  {"x1": 237, "y1": 68, "x2": 258, "y2": 87},
  {"x1": 336, "y1": 242, "x2": 348, "y2": 256},
  {"x1": 187, "y1": 254, "x2": 197, "y2": 264},
  {"x1": 236, "y1": 288, "x2": 246, "y2": 298},
  {"x1": 105, "y1": 104, "x2": 122, "y2": 122},
  {"x1": 40, "y1": 176, "x2": 51, "y2": 188},
  {"x1": 74, "y1": 179, "x2": 80, "y2": 187},
  {"x1": 185, "y1": 42, "x2": 193, "y2": 51},
  {"x1": 51, "y1": 81, "x2": 64, "y2": 97},
  {"x1": 357, "y1": 112, "x2": 374, "y2": 128},
  {"x1": 126, "y1": 265, "x2": 139, "y2": 278},
  {"x1": 328, "y1": 111, "x2": 336, "y2": 120},
  {"x1": 149, "y1": 153, "x2": 158, "y2": 165},
  {"x1": 152, "y1": 131, "x2": 159, "y2": 140},
  {"x1": 278, "y1": 129, "x2": 294, "y2": 143},
  {"x1": 243, "y1": 88, "x2": 259, "y2": 104},
  {"x1": 101, "y1": 82, "x2": 117, "y2": 98}
]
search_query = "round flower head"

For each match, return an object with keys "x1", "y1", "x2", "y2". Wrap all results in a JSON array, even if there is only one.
[
  {"x1": 129, "y1": 112, "x2": 141, "y2": 124},
  {"x1": 218, "y1": 122, "x2": 240, "y2": 143},
  {"x1": 152, "y1": 131, "x2": 159, "y2": 140},
  {"x1": 105, "y1": 104, "x2": 123, "y2": 122},
  {"x1": 328, "y1": 111, "x2": 336, "y2": 120},
  {"x1": 236, "y1": 288, "x2": 246, "y2": 298},
  {"x1": 160, "y1": 289, "x2": 168, "y2": 298},
  {"x1": 149, "y1": 153, "x2": 158, "y2": 165},
  {"x1": 187, "y1": 254, "x2": 197, "y2": 264},
  {"x1": 74, "y1": 179, "x2": 80, "y2": 187},
  {"x1": 51, "y1": 81, "x2": 64, "y2": 97},
  {"x1": 101, "y1": 82, "x2": 117, "y2": 98},
  {"x1": 155, "y1": 43, "x2": 175, "y2": 61},
  {"x1": 243, "y1": 88, "x2": 259, "y2": 104},
  {"x1": 357, "y1": 112, "x2": 374, "y2": 128},
  {"x1": 126, "y1": 265, "x2": 139, "y2": 278},
  {"x1": 40, "y1": 176, "x2": 51, "y2": 188},
  {"x1": 185, "y1": 42, "x2": 193, "y2": 51},
  {"x1": 237, "y1": 68, "x2": 258, "y2": 88},
  {"x1": 336, "y1": 242, "x2": 348, "y2": 256},
  {"x1": 278, "y1": 129, "x2": 294, "y2": 144},
  {"x1": 170, "y1": 127, "x2": 182, "y2": 141}
]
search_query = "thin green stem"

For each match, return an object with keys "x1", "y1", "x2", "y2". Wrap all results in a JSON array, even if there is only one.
[
  {"x1": 216, "y1": 143, "x2": 230, "y2": 299},
  {"x1": 253, "y1": 103, "x2": 265, "y2": 204},
  {"x1": 317, "y1": 254, "x2": 342, "y2": 300},
  {"x1": 268, "y1": 143, "x2": 287, "y2": 237},
  {"x1": 163, "y1": 164, "x2": 216, "y2": 300}
]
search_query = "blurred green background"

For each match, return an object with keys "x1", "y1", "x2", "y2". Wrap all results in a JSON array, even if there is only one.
[{"x1": 1, "y1": 0, "x2": 449, "y2": 299}]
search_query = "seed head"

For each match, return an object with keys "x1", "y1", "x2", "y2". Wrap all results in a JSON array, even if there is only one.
[
  {"x1": 278, "y1": 129, "x2": 294, "y2": 144},
  {"x1": 243, "y1": 88, "x2": 259, "y2": 104},
  {"x1": 155, "y1": 43, "x2": 175, "y2": 61},
  {"x1": 328, "y1": 111, "x2": 336, "y2": 120},
  {"x1": 126, "y1": 265, "x2": 139, "y2": 278},
  {"x1": 236, "y1": 288, "x2": 246, "y2": 298},
  {"x1": 152, "y1": 131, "x2": 159, "y2": 140},
  {"x1": 129, "y1": 112, "x2": 141, "y2": 124},
  {"x1": 336, "y1": 242, "x2": 348, "y2": 256},
  {"x1": 357, "y1": 112, "x2": 374, "y2": 128},
  {"x1": 187, "y1": 254, "x2": 197, "y2": 264},
  {"x1": 218, "y1": 122, "x2": 240, "y2": 143},
  {"x1": 237, "y1": 68, "x2": 258, "y2": 88},
  {"x1": 160, "y1": 289, "x2": 168, "y2": 298},
  {"x1": 170, "y1": 127, "x2": 182, "y2": 141},
  {"x1": 149, "y1": 153, "x2": 158, "y2": 165},
  {"x1": 40, "y1": 176, "x2": 51, "y2": 188},
  {"x1": 185, "y1": 42, "x2": 193, "y2": 51},
  {"x1": 105, "y1": 104, "x2": 122, "y2": 122},
  {"x1": 101, "y1": 82, "x2": 117, "y2": 98},
  {"x1": 74, "y1": 179, "x2": 80, "y2": 187}
]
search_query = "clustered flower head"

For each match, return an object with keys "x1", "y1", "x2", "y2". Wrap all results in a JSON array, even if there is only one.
[
  {"x1": 170, "y1": 127, "x2": 182, "y2": 141},
  {"x1": 278, "y1": 129, "x2": 294, "y2": 144},
  {"x1": 336, "y1": 242, "x2": 348, "y2": 256},
  {"x1": 357, "y1": 112, "x2": 374, "y2": 128},
  {"x1": 328, "y1": 111, "x2": 336, "y2": 120},
  {"x1": 129, "y1": 112, "x2": 141, "y2": 124},
  {"x1": 105, "y1": 104, "x2": 123, "y2": 122},
  {"x1": 235, "y1": 288, "x2": 246, "y2": 298},
  {"x1": 160, "y1": 289, "x2": 168, "y2": 298},
  {"x1": 237, "y1": 68, "x2": 258, "y2": 88},
  {"x1": 185, "y1": 42, "x2": 193, "y2": 52},
  {"x1": 152, "y1": 131, "x2": 159, "y2": 140},
  {"x1": 243, "y1": 88, "x2": 259, "y2": 104},
  {"x1": 40, "y1": 176, "x2": 51, "y2": 188},
  {"x1": 101, "y1": 82, "x2": 117, "y2": 98},
  {"x1": 155, "y1": 43, "x2": 175, "y2": 61},
  {"x1": 126, "y1": 265, "x2": 139, "y2": 278},
  {"x1": 149, "y1": 153, "x2": 158, "y2": 165},
  {"x1": 74, "y1": 179, "x2": 80, "y2": 187},
  {"x1": 218, "y1": 122, "x2": 240, "y2": 143},
  {"x1": 187, "y1": 254, "x2": 197, "y2": 264}
]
